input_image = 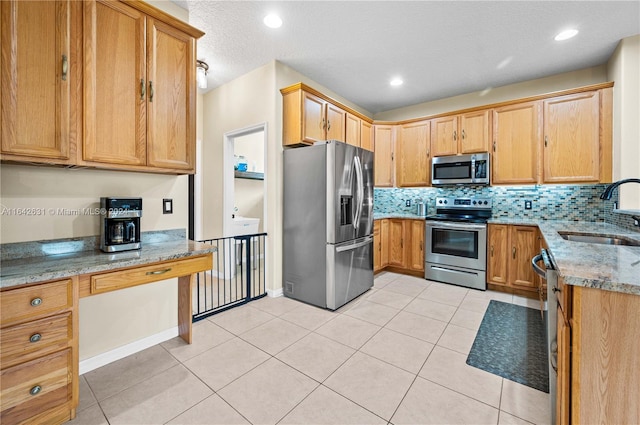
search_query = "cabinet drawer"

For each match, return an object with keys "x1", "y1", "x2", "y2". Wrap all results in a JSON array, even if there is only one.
[
  {"x1": 0, "y1": 349, "x2": 72, "y2": 422},
  {"x1": 1, "y1": 313, "x2": 72, "y2": 369},
  {"x1": 90, "y1": 255, "x2": 212, "y2": 294},
  {"x1": 1, "y1": 280, "x2": 73, "y2": 326}
]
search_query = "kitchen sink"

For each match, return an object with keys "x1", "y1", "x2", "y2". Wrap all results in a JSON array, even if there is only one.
[{"x1": 558, "y1": 231, "x2": 640, "y2": 246}]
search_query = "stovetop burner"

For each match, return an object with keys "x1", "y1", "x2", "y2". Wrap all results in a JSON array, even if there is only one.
[{"x1": 426, "y1": 197, "x2": 493, "y2": 223}]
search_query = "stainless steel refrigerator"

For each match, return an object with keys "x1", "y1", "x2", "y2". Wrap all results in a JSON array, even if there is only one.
[{"x1": 284, "y1": 140, "x2": 374, "y2": 310}]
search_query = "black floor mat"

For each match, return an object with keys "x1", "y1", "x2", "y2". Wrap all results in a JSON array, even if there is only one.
[{"x1": 466, "y1": 300, "x2": 549, "y2": 393}]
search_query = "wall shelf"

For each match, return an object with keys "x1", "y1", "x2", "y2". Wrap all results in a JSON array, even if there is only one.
[{"x1": 234, "y1": 170, "x2": 264, "y2": 180}]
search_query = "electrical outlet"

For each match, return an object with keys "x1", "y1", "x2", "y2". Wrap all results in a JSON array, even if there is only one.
[
  {"x1": 524, "y1": 200, "x2": 532, "y2": 210},
  {"x1": 163, "y1": 199, "x2": 173, "y2": 214},
  {"x1": 405, "y1": 199, "x2": 411, "y2": 207}
]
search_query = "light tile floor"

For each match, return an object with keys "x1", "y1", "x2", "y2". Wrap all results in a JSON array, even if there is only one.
[{"x1": 71, "y1": 272, "x2": 550, "y2": 425}]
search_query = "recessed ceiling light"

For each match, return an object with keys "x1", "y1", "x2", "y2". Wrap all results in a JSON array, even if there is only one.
[
  {"x1": 390, "y1": 78, "x2": 403, "y2": 86},
  {"x1": 263, "y1": 14, "x2": 282, "y2": 29},
  {"x1": 554, "y1": 29, "x2": 578, "y2": 41}
]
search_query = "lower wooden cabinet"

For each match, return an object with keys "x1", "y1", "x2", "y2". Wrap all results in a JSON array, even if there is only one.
[
  {"x1": 487, "y1": 224, "x2": 539, "y2": 293},
  {"x1": 0, "y1": 278, "x2": 78, "y2": 425},
  {"x1": 374, "y1": 218, "x2": 423, "y2": 275}
]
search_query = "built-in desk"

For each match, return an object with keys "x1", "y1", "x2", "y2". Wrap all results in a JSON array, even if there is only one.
[{"x1": 0, "y1": 231, "x2": 215, "y2": 424}]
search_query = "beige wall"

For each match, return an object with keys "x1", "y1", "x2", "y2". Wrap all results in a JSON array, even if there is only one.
[
  {"x1": 607, "y1": 35, "x2": 640, "y2": 210},
  {"x1": 374, "y1": 65, "x2": 608, "y2": 121}
]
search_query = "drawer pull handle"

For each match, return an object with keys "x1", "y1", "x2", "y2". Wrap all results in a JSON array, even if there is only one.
[
  {"x1": 146, "y1": 268, "x2": 172, "y2": 276},
  {"x1": 30, "y1": 297, "x2": 42, "y2": 307},
  {"x1": 30, "y1": 385, "x2": 42, "y2": 396},
  {"x1": 29, "y1": 333, "x2": 42, "y2": 343}
]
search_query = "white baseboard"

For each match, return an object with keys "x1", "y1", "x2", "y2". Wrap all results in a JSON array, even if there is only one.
[
  {"x1": 79, "y1": 326, "x2": 178, "y2": 375},
  {"x1": 267, "y1": 287, "x2": 283, "y2": 298}
]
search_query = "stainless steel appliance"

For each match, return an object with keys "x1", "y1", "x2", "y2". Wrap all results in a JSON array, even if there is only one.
[
  {"x1": 431, "y1": 152, "x2": 490, "y2": 185},
  {"x1": 100, "y1": 197, "x2": 142, "y2": 253},
  {"x1": 283, "y1": 140, "x2": 374, "y2": 310},
  {"x1": 532, "y1": 249, "x2": 557, "y2": 425},
  {"x1": 424, "y1": 197, "x2": 492, "y2": 290}
]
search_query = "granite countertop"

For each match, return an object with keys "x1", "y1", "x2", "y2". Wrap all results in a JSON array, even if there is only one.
[
  {"x1": 536, "y1": 221, "x2": 640, "y2": 296},
  {"x1": 487, "y1": 218, "x2": 540, "y2": 226},
  {"x1": 0, "y1": 230, "x2": 216, "y2": 289}
]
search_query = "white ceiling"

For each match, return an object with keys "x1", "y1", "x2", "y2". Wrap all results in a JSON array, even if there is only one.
[{"x1": 175, "y1": 1, "x2": 640, "y2": 115}]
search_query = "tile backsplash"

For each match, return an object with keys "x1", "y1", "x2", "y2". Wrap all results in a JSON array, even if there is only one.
[{"x1": 374, "y1": 184, "x2": 616, "y2": 222}]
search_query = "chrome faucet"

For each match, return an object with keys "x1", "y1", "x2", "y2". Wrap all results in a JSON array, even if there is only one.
[{"x1": 599, "y1": 178, "x2": 640, "y2": 200}]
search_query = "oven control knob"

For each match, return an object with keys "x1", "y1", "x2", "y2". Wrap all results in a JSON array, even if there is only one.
[
  {"x1": 443, "y1": 200, "x2": 448, "y2": 204},
  {"x1": 473, "y1": 201, "x2": 477, "y2": 205},
  {"x1": 484, "y1": 201, "x2": 488, "y2": 205}
]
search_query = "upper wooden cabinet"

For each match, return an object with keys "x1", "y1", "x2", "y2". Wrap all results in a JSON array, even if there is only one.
[
  {"x1": 0, "y1": 0, "x2": 203, "y2": 174},
  {"x1": 431, "y1": 110, "x2": 491, "y2": 157},
  {"x1": 396, "y1": 120, "x2": 430, "y2": 187},
  {"x1": 345, "y1": 113, "x2": 361, "y2": 147},
  {"x1": 373, "y1": 125, "x2": 395, "y2": 187},
  {"x1": 543, "y1": 91, "x2": 603, "y2": 183},
  {"x1": 282, "y1": 87, "x2": 347, "y2": 146},
  {"x1": 0, "y1": 1, "x2": 76, "y2": 164},
  {"x1": 492, "y1": 101, "x2": 542, "y2": 184},
  {"x1": 82, "y1": 0, "x2": 199, "y2": 173},
  {"x1": 360, "y1": 120, "x2": 373, "y2": 151}
]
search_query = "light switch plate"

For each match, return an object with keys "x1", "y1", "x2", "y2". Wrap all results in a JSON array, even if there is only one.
[{"x1": 163, "y1": 199, "x2": 173, "y2": 214}]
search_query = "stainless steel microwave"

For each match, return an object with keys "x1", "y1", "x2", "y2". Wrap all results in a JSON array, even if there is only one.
[{"x1": 431, "y1": 152, "x2": 490, "y2": 185}]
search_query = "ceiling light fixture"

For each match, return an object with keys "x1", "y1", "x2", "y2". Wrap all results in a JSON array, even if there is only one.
[
  {"x1": 390, "y1": 78, "x2": 403, "y2": 87},
  {"x1": 196, "y1": 60, "x2": 209, "y2": 89},
  {"x1": 263, "y1": 14, "x2": 282, "y2": 29},
  {"x1": 554, "y1": 29, "x2": 578, "y2": 41}
]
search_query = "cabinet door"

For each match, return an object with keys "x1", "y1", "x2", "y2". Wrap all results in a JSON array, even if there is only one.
[
  {"x1": 301, "y1": 91, "x2": 326, "y2": 144},
  {"x1": 459, "y1": 110, "x2": 490, "y2": 153},
  {"x1": 1, "y1": 1, "x2": 71, "y2": 161},
  {"x1": 360, "y1": 120, "x2": 373, "y2": 151},
  {"x1": 543, "y1": 91, "x2": 600, "y2": 183},
  {"x1": 408, "y1": 220, "x2": 425, "y2": 271},
  {"x1": 374, "y1": 125, "x2": 394, "y2": 187},
  {"x1": 510, "y1": 225, "x2": 539, "y2": 289},
  {"x1": 83, "y1": 0, "x2": 146, "y2": 165},
  {"x1": 146, "y1": 18, "x2": 195, "y2": 171},
  {"x1": 493, "y1": 102, "x2": 541, "y2": 184},
  {"x1": 326, "y1": 103, "x2": 346, "y2": 142},
  {"x1": 487, "y1": 224, "x2": 509, "y2": 285},
  {"x1": 557, "y1": 306, "x2": 570, "y2": 425},
  {"x1": 373, "y1": 221, "x2": 381, "y2": 272},
  {"x1": 431, "y1": 115, "x2": 457, "y2": 156},
  {"x1": 388, "y1": 219, "x2": 406, "y2": 268},
  {"x1": 345, "y1": 113, "x2": 361, "y2": 147},
  {"x1": 380, "y1": 219, "x2": 389, "y2": 267},
  {"x1": 397, "y1": 121, "x2": 430, "y2": 187}
]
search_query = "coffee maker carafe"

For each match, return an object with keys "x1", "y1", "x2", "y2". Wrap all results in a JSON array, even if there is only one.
[{"x1": 100, "y1": 197, "x2": 142, "y2": 252}]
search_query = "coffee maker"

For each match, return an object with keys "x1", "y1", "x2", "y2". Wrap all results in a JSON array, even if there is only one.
[{"x1": 100, "y1": 197, "x2": 142, "y2": 252}]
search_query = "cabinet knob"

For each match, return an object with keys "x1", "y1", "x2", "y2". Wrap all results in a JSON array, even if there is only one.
[
  {"x1": 29, "y1": 333, "x2": 42, "y2": 343},
  {"x1": 544, "y1": 136, "x2": 548, "y2": 147},
  {"x1": 453, "y1": 130, "x2": 457, "y2": 141},
  {"x1": 461, "y1": 129, "x2": 466, "y2": 140},
  {"x1": 61, "y1": 55, "x2": 68, "y2": 81},
  {"x1": 140, "y1": 79, "x2": 146, "y2": 100},
  {"x1": 512, "y1": 247, "x2": 516, "y2": 259},
  {"x1": 327, "y1": 120, "x2": 331, "y2": 131},
  {"x1": 149, "y1": 81, "x2": 154, "y2": 102},
  {"x1": 490, "y1": 245, "x2": 494, "y2": 257},
  {"x1": 30, "y1": 385, "x2": 42, "y2": 396},
  {"x1": 493, "y1": 141, "x2": 496, "y2": 152},
  {"x1": 30, "y1": 297, "x2": 42, "y2": 307}
]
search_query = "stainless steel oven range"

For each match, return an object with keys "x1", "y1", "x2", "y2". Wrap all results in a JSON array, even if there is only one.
[{"x1": 424, "y1": 197, "x2": 492, "y2": 290}]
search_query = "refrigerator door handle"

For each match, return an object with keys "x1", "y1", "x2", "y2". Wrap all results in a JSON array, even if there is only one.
[
  {"x1": 336, "y1": 236, "x2": 373, "y2": 252},
  {"x1": 353, "y1": 155, "x2": 364, "y2": 230}
]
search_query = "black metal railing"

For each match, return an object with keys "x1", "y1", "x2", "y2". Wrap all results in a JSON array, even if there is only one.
[{"x1": 192, "y1": 233, "x2": 267, "y2": 321}]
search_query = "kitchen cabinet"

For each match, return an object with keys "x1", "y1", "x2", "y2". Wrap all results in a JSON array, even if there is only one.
[
  {"x1": 388, "y1": 219, "x2": 407, "y2": 268},
  {"x1": 82, "y1": 0, "x2": 201, "y2": 173},
  {"x1": 555, "y1": 283, "x2": 640, "y2": 425},
  {"x1": 487, "y1": 224, "x2": 539, "y2": 293},
  {"x1": 408, "y1": 220, "x2": 425, "y2": 272},
  {"x1": 374, "y1": 125, "x2": 395, "y2": 187},
  {"x1": 373, "y1": 219, "x2": 389, "y2": 272},
  {"x1": 431, "y1": 110, "x2": 491, "y2": 157},
  {"x1": 346, "y1": 113, "x2": 361, "y2": 147},
  {"x1": 0, "y1": 0, "x2": 77, "y2": 164},
  {"x1": 360, "y1": 121, "x2": 374, "y2": 151},
  {"x1": 281, "y1": 88, "x2": 347, "y2": 146},
  {"x1": 0, "y1": 278, "x2": 79, "y2": 424},
  {"x1": 396, "y1": 120, "x2": 431, "y2": 187},
  {"x1": 492, "y1": 101, "x2": 542, "y2": 184}
]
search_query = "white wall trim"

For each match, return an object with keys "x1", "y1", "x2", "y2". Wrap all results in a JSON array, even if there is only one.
[
  {"x1": 267, "y1": 287, "x2": 283, "y2": 298},
  {"x1": 79, "y1": 326, "x2": 178, "y2": 375}
]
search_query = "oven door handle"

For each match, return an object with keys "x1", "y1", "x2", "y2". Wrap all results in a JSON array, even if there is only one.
[
  {"x1": 532, "y1": 254, "x2": 547, "y2": 279},
  {"x1": 426, "y1": 221, "x2": 486, "y2": 231}
]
